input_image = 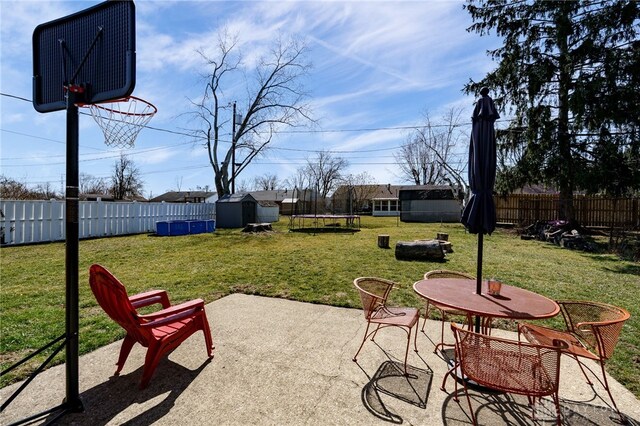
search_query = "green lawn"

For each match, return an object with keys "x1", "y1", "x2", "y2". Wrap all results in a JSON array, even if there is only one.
[{"x1": 1, "y1": 216, "x2": 638, "y2": 397}]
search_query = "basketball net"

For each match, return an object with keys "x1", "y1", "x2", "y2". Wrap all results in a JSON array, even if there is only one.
[{"x1": 85, "y1": 96, "x2": 157, "y2": 149}]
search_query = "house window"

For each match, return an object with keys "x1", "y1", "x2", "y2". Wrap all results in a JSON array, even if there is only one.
[
  {"x1": 389, "y1": 200, "x2": 398, "y2": 211},
  {"x1": 381, "y1": 201, "x2": 389, "y2": 211}
]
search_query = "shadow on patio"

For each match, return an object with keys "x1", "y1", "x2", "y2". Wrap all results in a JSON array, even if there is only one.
[{"x1": 1, "y1": 294, "x2": 639, "y2": 425}]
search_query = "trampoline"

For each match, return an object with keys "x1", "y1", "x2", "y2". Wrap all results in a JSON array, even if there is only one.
[{"x1": 288, "y1": 214, "x2": 361, "y2": 232}]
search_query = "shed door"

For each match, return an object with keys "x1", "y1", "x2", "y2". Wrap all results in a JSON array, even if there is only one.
[{"x1": 242, "y1": 201, "x2": 256, "y2": 226}]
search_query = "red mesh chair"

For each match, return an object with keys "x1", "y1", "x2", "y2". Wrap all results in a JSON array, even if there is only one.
[
  {"x1": 518, "y1": 301, "x2": 630, "y2": 422},
  {"x1": 89, "y1": 264, "x2": 214, "y2": 389},
  {"x1": 421, "y1": 270, "x2": 475, "y2": 353},
  {"x1": 449, "y1": 323, "x2": 562, "y2": 426},
  {"x1": 352, "y1": 277, "x2": 420, "y2": 375}
]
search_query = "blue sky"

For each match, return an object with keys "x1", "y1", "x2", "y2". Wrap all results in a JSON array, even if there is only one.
[{"x1": 1, "y1": 1, "x2": 499, "y2": 198}]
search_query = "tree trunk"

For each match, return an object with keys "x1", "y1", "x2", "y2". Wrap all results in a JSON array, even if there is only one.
[
  {"x1": 556, "y1": 5, "x2": 575, "y2": 223},
  {"x1": 395, "y1": 240, "x2": 445, "y2": 261}
]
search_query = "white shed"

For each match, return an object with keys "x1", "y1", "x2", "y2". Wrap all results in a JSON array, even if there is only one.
[{"x1": 256, "y1": 200, "x2": 279, "y2": 223}]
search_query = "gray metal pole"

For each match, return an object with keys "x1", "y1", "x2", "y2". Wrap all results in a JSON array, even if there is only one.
[
  {"x1": 475, "y1": 232, "x2": 483, "y2": 332},
  {"x1": 65, "y1": 88, "x2": 83, "y2": 412}
]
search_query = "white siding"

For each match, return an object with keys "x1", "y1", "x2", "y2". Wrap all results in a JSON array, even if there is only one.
[{"x1": 256, "y1": 205, "x2": 279, "y2": 223}]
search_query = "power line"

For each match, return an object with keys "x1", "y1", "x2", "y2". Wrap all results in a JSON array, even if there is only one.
[
  {"x1": 1, "y1": 93, "x2": 31, "y2": 102},
  {"x1": 1, "y1": 128, "x2": 109, "y2": 152},
  {"x1": 2, "y1": 126, "x2": 402, "y2": 159},
  {"x1": 0, "y1": 142, "x2": 195, "y2": 165},
  {"x1": 1, "y1": 90, "x2": 474, "y2": 138}
]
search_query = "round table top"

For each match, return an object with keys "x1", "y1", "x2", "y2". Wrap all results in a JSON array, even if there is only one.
[{"x1": 413, "y1": 278, "x2": 559, "y2": 320}]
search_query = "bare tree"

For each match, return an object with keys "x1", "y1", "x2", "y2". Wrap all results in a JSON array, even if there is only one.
[
  {"x1": 110, "y1": 154, "x2": 144, "y2": 200},
  {"x1": 395, "y1": 108, "x2": 467, "y2": 194},
  {"x1": 190, "y1": 30, "x2": 312, "y2": 196},
  {"x1": 0, "y1": 176, "x2": 36, "y2": 199},
  {"x1": 253, "y1": 173, "x2": 279, "y2": 191},
  {"x1": 1, "y1": 176, "x2": 29, "y2": 199},
  {"x1": 34, "y1": 182, "x2": 59, "y2": 200},
  {"x1": 338, "y1": 172, "x2": 379, "y2": 213},
  {"x1": 235, "y1": 179, "x2": 250, "y2": 193},
  {"x1": 79, "y1": 173, "x2": 108, "y2": 195},
  {"x1": 0, "y1": 175, "x2": 61, "y2": 200},
  {"x1": 283, "y1": 168, "x2": 310, "y2": 192},
  {"x1": 304, "y1": 150, "x2": 349, "y2": 198},
  {"x1": 175, "y1": 176, "x2": 183, "y2": 192}
]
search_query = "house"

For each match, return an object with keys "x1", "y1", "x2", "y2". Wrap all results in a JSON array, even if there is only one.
[
  {"x1": 399, "y1": 185, "x2": 462, "y2": 223},
  {"x1": 149, "y1": 191, "x2": 217, "y2": 204},
  {"x1": 333, "y1": 184, "x2": 463, "y2": 220},
  {"x1": 332, "y1": 184, "x2": 403, "y2": 216}
]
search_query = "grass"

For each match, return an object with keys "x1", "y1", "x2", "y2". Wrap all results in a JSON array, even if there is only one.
[{"x1": 1, "y1": 216, "x2": 639, "y2": 397}]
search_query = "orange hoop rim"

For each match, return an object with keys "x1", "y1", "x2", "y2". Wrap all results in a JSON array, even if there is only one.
[{"x1": 78, "y1": 96, "x2": 157, "y2": 116}]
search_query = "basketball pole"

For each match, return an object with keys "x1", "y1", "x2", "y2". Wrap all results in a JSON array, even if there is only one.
[{"x1": 64, "y1": 87, "x2": 84, "y2": 413}]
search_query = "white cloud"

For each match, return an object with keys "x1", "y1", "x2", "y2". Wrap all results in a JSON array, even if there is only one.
[{"x1": 1, "y1": 0, "x2": 502, "y2": 196}]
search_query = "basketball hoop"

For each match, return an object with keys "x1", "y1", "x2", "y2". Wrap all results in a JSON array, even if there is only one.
[{"x1": 83, "y1": 96, "x2": 157, "y2": 149}]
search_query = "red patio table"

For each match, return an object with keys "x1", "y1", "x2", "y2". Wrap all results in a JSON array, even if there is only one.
[
  {"x1": 413, "y1": 278, "x2": 559, "y2": 326},
  {"x1": 415, "y1": 277, "x2": 560, "y2": 391}
]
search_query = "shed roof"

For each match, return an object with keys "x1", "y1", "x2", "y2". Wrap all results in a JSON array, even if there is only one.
[
  {"x1": 249, "y1": 190, "x2": 292, "y2": 202},
  {"x1": 398, "y1": 185, "x2": 457, "y2": 200},
  {"x1": 216, "y1": 193, "x2": 257, "y2": 203}
]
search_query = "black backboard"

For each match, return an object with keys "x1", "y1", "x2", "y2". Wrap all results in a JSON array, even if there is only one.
[{"x1": 33, "y1": 0, "x2": 136, "y2": 113}]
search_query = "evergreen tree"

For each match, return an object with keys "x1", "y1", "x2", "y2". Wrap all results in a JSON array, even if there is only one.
[{"x1": 465, "y1": 0, "x2": 640, "y2": 221}]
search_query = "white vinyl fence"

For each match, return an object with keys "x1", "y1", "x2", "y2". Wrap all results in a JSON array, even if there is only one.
[{"x1": 0, "y1": 200, "x2": 216, "y2": 246}]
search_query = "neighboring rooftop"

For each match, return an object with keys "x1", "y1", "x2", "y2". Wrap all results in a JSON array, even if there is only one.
[{"x1": 149, "y1": 191, "x2": 216, "y2": 203}]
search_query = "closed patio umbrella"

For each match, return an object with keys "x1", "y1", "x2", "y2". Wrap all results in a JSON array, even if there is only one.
[{"x1": 461, "y1": 87, "x2": 499, "y2": 307}]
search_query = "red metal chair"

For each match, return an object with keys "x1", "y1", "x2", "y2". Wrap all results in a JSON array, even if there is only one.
[
  {"x1": 421, "y1": 270, "x2": 475, "y2": 353},
  {"x1": 89, "y1": 264, "x2": 214, "y2": 389},
  {"x1": 449, "y1": 323, "x2": 562, "y2": 426},
  {"x1": 519, "y1": 301, "x2": 630, "y2": 422},
  {"x1": 352, "y1": 277, "x2": 420, "y2": 375}
]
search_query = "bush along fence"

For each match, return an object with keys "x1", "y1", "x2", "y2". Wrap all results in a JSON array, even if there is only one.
[
  {"x1": 0, "y1": 200, "x2": 216, "y2": 246},
  {"x1": 495, "y1": 194, "x2": 640, "y2": 229}
]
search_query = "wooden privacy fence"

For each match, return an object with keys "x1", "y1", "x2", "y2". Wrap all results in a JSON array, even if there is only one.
[
  {"x1": 0, "y1": 200, "x2": 216, "y2": 246},
  {"x1": 495, "y1": 194, "x2": 640, "y2": 228}
]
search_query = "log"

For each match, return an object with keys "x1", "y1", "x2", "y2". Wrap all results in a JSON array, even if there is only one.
[
  {"x1": 377, "y1": 234, "x2": 390, "y2": 248},
  {"x1": 395, "y1": 240, "x2": 445, "y2": 261}
]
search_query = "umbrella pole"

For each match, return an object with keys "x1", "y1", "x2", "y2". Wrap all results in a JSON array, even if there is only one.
[{"x1": 475, "y1": 233, "x2": 483, "y2": 332}]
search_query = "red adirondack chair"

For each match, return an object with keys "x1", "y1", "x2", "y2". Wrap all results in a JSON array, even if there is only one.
[{"x1": 89, "y1": 264, "x2": 214, "y2": 389}]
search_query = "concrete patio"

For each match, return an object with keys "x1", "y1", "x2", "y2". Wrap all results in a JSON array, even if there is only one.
[{"x1": 1, "y1": 294, "x2": 638, "y2": 425}]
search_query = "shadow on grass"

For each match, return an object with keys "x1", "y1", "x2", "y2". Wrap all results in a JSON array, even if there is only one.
[
  {"x1": 52, "y1": 358, "x2": 211, "y2": 425},
  {"x1": 534, "y1": 240, "x2": 640, "y2": 277},
  {"x1": 581, "y1": 253, "x2": 640, "y2": 276},
  {"x1": 289, "y1": 228, "x2": 361, "y2": 234}
]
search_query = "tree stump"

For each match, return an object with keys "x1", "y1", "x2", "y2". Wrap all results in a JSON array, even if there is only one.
[
  {"x1": 242, "y1": 223, "x2": 273, "y2": 233},
  {"x1": 395, "y1": 240, "x2": 445, "y2": 261},
  {"x1": 439, "y1": 241, "x2": 453, "y2": 253},
  {"x1": 436, "y1": 233, "x2": 449, "y2": 241},
  {"x1": 377, "y1": 234, "x2": 390, "y2": 248}
]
